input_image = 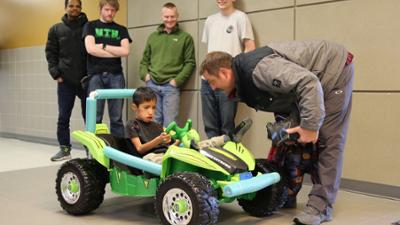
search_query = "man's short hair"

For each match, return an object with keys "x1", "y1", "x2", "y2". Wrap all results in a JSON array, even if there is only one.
[
  {"x1": 132, "y1": 87, "x2": 157, "y2": 106},
  {"x1": 99, "y1": 0, "x2": 119, "y2": 11},
  {"x1": 200, "y1": 51, "x2": 233, "y2": 76},
  {"x1": 163, "y1": 2, "x2": 176, "y2": 9},
  {"x1": 65, "y1": 0, "x2": 82, "y2": 8}
]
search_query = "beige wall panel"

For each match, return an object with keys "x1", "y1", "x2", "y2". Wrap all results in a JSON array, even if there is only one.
[
  {"x1": 344, "y1": 93, "x2": 400, "y2": 186},
  {"x1": 128, "y1": 0, "x2": 198, "y2": 27},
  {"x1": 178, "y1": 91, "x2": 199, "y2": 129},
  {"x1": 236, "y1": 0, "x2": 294, "y2": 12},
  {"x1": 127, "y1": 27, "x2": 155, "y2": 119},
  {"x1": 127, "y1": 27, "x2": 155, "y2": 90},
  {"x1": 175, "y1": 21, "x2": 200, "y2": 90},
  {"x1": 196, "y1": 94, "x2": 206, "y2": 140},
  {"x1": 296, "y1": 0, "x2": 333, "y2": 5},
  {"x1": 199, "y1": 0, "x2": 294, "y2": 18},
  {"x1": 249, "y1": 9, "x2": 294, "y2": 47},
  {"x1": 296, "y1": 0, "x2": 400, "y2": 91},
  {"x1": 198, "y1": 20, "x2": 207, "y2": 65}
]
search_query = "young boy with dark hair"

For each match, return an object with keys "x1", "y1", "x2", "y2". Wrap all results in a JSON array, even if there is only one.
[
  {"x1": 125, "y1": 87, "x2": 249, "y2": 164},
  {"x1": 125, "y1": 87, "x2": 178, "y2": 163}
]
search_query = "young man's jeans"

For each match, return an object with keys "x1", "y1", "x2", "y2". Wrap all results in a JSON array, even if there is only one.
[
  {"x1": 146, "y1": 80, "x2": 180, "y2": 128},
  {"x1": 57, "y1": 82, "x2": 86, "y2": 147},
  {"x1": 201, "y1": 79, "x2": 237, "y2": 138},
  {"x1": 87, "y1": 72, "x2": 125, "y2": 138}
]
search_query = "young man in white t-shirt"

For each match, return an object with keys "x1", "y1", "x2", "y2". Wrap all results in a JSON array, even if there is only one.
[{"x1": 201, "y1": 0, "x2": 255, "y2": 138}]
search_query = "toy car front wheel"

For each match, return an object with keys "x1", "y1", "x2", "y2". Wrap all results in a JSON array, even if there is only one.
[
  {"x1": 238, "y1": 159, "x2": 288, "y2": 217},
  {"x1": 55, "y1": 158, "x2": 106, "y2": 215},
  {"x1": 155, "y1": 173, "x2": 219, "y2": 225}
]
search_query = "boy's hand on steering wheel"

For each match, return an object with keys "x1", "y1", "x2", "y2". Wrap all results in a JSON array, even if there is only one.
[{"x1": 159, "y1": 132, "x2": 171, "y2": 144}]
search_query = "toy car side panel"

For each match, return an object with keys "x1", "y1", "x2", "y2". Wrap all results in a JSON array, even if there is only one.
[
  {"x1": 72, "y1": 130, "x2": 110, "y2": 168},
  {"x1": 161, "y1": 145, "x2": 230, "y2": 178},
  {"x1": 223, "y1": 142, "x2": 255, "y2": 171}
]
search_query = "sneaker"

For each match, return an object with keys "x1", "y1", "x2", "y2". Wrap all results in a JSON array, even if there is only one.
[
  {"x1": 282, "y1": 195, "x2": 297, "y2": 209},
  {"x1": 50, "y1": 146, "x2": 71, "y2": 161},
  {"x1": 293, "y1": 205, "x2": 332, "y2": 225},
  {"x1": 324, "y1": 205, "x2": 333, "y2": 222}
]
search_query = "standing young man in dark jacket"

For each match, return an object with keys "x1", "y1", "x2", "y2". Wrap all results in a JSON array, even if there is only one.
[
  {"x1": 83, "y1": 0, "x2": 132, "y2": 138},
  {"x1": 201, "y1": 40, "x2": 354, "y2": 225},
  {"x1": 45, "y1": 0, "x2": 88, "y2": 161}
]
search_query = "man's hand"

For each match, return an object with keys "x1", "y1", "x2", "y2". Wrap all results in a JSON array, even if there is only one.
[
  {"x1": 169, "y1": 79, "x2": 177, "y2": 87},
  {"x1": 286, "y1": 126, "x2": 319, "y2": 143},
  {"x1": 145, "y1": 74, "x2": 151, "y2": 81}
]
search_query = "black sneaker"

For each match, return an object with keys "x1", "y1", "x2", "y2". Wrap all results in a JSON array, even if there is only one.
[{"x1": 50, "y1": 146, "x2": 71, "y2": 161}]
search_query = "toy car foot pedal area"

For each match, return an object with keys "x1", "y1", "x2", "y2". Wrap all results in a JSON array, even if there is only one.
[{"x1": 266, "y1": 120, "x2": 299, "y2": 146}]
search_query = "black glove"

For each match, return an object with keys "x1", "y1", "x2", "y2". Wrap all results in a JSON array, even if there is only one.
[{"x1": 266, "y1": 120, "x2": 299, "y2": 146}]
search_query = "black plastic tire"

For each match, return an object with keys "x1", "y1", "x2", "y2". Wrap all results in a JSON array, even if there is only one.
[
  {"x1": 86, "y1": 159, "x2": 109, "y2": 185},
  {"x1": 55, "y1": 158, "x2": 106, "y2": 215},
  {"x1": 155, "y1": 173, "x2": 219, "y2": 225},
  {"x1": 238, "y1": 159, "x2": 288, "y2": 217}
]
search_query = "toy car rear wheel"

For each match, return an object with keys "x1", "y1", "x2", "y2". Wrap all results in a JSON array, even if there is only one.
[
  {"x1": 55, "y1": 158, "x2": 106, "y2": 215},
  {"x1": 238, "y1": 159, "x2": 288, "y2": 217},
  {"x1": 155, "y1": 172, "x2": 219, "y2": 225}
]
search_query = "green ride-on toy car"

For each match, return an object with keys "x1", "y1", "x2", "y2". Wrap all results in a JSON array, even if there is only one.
[{"x1": 55, "y1": 89, "x2": 287, "y2": 225}]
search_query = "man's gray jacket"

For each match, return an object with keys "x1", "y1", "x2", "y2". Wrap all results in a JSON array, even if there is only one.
[{"x1": 232, "y1": 40, "x2": 348, "y2": 131}]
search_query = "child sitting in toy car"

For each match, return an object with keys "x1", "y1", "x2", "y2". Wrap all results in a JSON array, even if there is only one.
[{"x1": 125, "y1": 87, "x2": 179, "y2": 164}]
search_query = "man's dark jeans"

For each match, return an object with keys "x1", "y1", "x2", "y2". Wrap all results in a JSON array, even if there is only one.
[
  {"x1": 87, "y1": 72, "x2": 125, "y2": 138},
  {"x1": 201, "y1": 79, "x2": 237, "y2": 138},
  {"x1": 57, "y1": 82, "x2": 86, "y2": 147}
]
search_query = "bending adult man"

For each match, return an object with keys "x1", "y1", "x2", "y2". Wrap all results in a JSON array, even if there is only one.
[
  {"x1": 45, "y1": 0, "x2": 88, "y2": 161},
  {"x1": 200, "y1": 40, "x2": 354, "y2": 225},
  {"x1": 139, "y1": 2, "x2": 195, "y2": 127},
  {"x1": 83, "y1": 0, "x2": 132, "y2": 138}
]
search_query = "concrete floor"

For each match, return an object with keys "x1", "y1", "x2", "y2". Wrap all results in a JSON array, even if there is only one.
[{"x1": 0, "y1": 137, "x2": 399, "y2": 225}]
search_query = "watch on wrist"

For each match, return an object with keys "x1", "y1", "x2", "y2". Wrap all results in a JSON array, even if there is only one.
[{"x1": 102, "y1": 43, "x2": 106, "y2": 50}]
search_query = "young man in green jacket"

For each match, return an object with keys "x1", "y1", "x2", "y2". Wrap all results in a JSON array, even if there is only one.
[{"x1": 139, "y1": 2, "x2": 196, "y2": 127}]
